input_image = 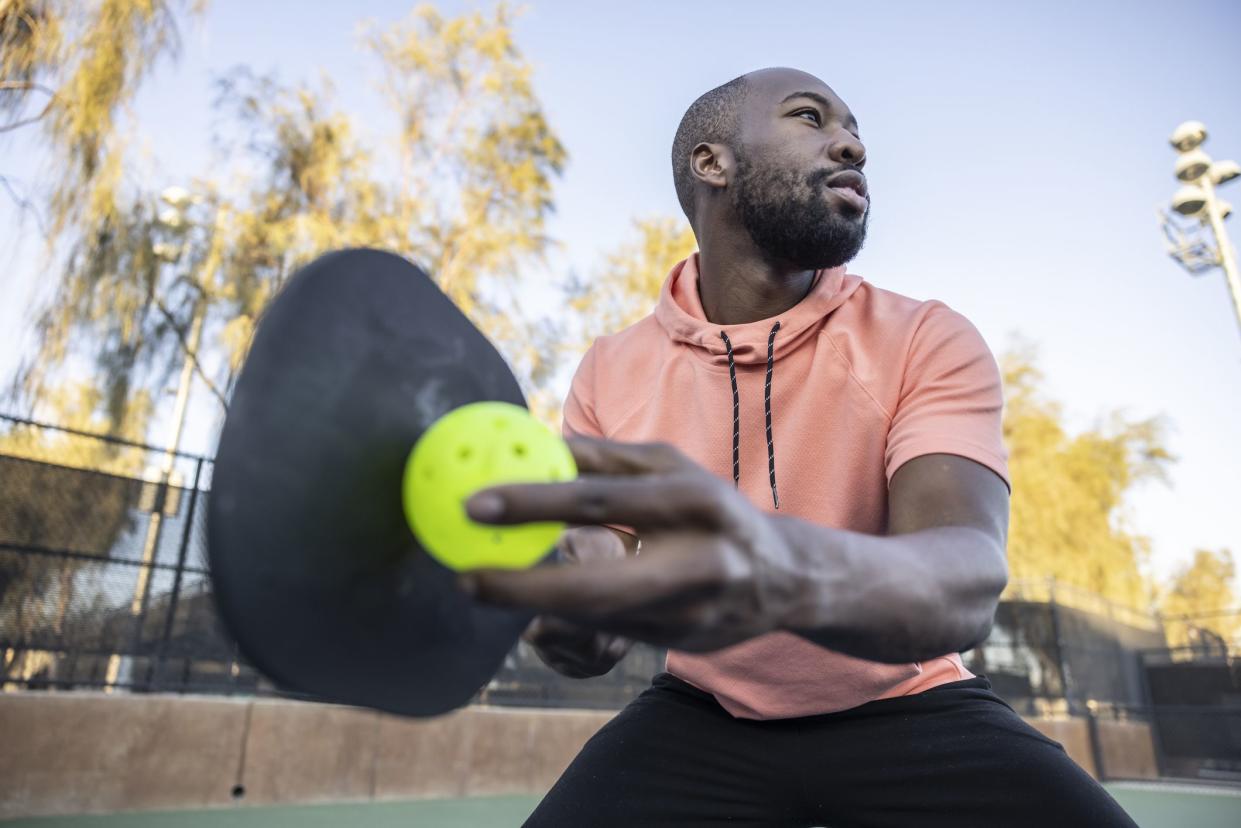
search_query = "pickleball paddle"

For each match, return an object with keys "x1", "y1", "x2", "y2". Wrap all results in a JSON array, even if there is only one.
[{"x1": 208, "y1": 248, "x2": 571, "y2": 716}]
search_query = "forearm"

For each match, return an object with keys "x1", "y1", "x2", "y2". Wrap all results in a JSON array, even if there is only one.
[{"x1": 770, "y1": 516, "x2": 1008, "y2": 664}]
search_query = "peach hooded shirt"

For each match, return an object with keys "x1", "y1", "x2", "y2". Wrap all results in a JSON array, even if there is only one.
[{"x1": 561, "y1": 253, "x2": 1010, "y2": 719}]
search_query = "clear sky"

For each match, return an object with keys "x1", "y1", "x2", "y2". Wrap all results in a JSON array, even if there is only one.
[{"x1": 2, "y1": 0, "x2": 1239, "y2": 588}]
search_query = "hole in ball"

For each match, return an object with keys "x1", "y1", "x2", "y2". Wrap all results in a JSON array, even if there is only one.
[
  {"x1": 458, "y1": 446, "x2": 472, "y2": 461},
  {"x1": 513, "y1": 444, "x2": 527, "y2": 457}
]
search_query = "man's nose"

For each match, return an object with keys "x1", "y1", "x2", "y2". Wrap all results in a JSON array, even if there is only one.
[{"x1": 828, "y1": 131, "x2": 867, "y2": 169}]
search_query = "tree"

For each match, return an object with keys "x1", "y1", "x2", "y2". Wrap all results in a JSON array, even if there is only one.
[
  {"x1": 1, "y1": 0, "x2": 198, "y2": 236},
  {"x1": 2, "y1": 0, "x2": 202, "y2": 431},
  {"x1": 564, "y1": 216, "x2": 697, "y2": 350},
  {"x1": 1159, "y1": 548, "x2": 1240, "y2": 651},
  {"x1": 1001, "y1": 339, "x2": 1175, "y2": 609},
  {"x1": 9, "y1": 2, "x2": 567, "y2": 437}
]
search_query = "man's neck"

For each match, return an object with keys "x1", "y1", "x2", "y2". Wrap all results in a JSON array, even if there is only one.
[{"x1": 696, "y1": 231, "x2": 818, "y2": 326}]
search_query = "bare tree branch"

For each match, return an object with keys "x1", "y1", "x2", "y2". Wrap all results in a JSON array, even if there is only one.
[
  {"x1": 0, "y1": 174, "x2": 48, "y2": 235},
  {"x1": 150, "y1": 295, "x2": 230, "y2": 410},
  {"x1": 0, "y1": 97, "x2": 53, "y2": 133},
  {"x1": 0, "y1": 80, "x2": 56, "y2": 96}
]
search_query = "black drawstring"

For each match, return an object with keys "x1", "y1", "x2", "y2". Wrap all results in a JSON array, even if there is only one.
[
  {"x1": 719, "y1": 322, "x2": 781, "y2": 509},
  {"x1": 720, "y1": 331, "x2": 742, "y2": 493},
  {"x1": 764, "y1": 321, "x2": 781, "y2": 509}
]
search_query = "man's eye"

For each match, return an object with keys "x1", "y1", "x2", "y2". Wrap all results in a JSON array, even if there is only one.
[{"x1": 794, "y1": 109, "x2": 821, "y2": 125}]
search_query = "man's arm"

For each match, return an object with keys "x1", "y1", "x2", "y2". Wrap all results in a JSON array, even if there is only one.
[
  {"x1": 463, "y1": 439, "x2": 1008, "y2": 661},
  {"x1": 775, "y1": 453, "x2": 1009, "y2": 664}
]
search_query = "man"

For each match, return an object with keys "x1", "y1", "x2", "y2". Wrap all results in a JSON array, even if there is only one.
[{"x1": 460, "y1": 68, "x2": 1137, "y2": 827}]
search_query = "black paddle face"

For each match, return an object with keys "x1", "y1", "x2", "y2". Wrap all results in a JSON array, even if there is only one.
[{"x1": 208, "y1": 248, "x2": 533, "y2": 716}]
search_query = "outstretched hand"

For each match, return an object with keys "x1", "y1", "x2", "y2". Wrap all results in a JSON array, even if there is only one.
[{"x1": 459, "y1": 437, "x2": 803, "y2": 652}]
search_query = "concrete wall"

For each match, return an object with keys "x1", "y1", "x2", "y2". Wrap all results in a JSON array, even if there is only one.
[
  {"x1": 1027, "y1": 717, "x2": 1097, "y2": 777},
  {"x1": 1, "y1": 693, "x2": 1145, "y2": 819},
  {"x1": 1095, "y1": 720, "x2": 1159, "y2": 780},
  {"x1": 0, "y1": 692, "x2": 613, "y2": 820}
]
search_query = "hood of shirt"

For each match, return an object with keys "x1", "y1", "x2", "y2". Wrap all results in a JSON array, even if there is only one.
[
  {"x1": 654, "y1": 253, "x2": 864, "y2": 368},
  {"x1": 652, "y1": 253, "x2": 865, "y2": 510}
]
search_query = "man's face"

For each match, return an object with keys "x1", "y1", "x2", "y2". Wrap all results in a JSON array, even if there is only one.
[{"x1": 729, "y1": 69, "x2": 869, "y2": 270}]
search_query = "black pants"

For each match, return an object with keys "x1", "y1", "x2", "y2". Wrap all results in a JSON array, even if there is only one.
[{"x1": 524, "y1": 673, "x2": 1138, "y2": 827}]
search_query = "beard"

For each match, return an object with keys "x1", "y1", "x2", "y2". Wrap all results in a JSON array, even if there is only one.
[{"x1": 729, "y1": 149, "x2": 870, "y2": 270}]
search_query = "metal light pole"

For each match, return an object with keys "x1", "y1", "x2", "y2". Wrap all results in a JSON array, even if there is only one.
[
  {"x1": 1158, "y1": 121, "x2": 1241, "y2": 340},
  {"x1": 103, "y1": 186, "x2": 207, "y2": 691}
]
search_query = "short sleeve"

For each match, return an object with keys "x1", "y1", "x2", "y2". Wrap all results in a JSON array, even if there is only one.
[
  {"x1": 884, "y1": 304, "x2": 1010, "y2": 492},
  {"x1": 561, "y1": 343, "x2": 604, "y2": 440},
  {"x1": 560, "y1": 343, "x2": 638, "y2": 537}
]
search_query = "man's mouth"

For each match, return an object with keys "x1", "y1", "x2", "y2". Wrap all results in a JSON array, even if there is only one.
[{"x1": 823, "y1": 169, "x2": 869, "y2": 213}]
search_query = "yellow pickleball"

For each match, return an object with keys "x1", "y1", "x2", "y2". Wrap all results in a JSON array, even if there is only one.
[{"x1": 401, "y1": 401, "x2": 577, "y2": 571}]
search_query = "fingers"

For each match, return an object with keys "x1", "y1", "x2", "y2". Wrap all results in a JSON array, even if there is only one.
[
  {"x1": 466, "y1": 473, "x2": 731, "y2": 530},
  {"x1": 523, "y1": 616, "x2": 632, "y2": 678},
  {"x1": 559, "y1": 525, "x2": 628, "y2": 563},
  {"x1": 565, "y1": 437, "x2": 694, "y2": 476},
  {"x1": 461, "y1": 551, "x2": 692, "y2": 620},
  {"x1": 470, "y1": 554, "x2": 745, "y2": 651}
]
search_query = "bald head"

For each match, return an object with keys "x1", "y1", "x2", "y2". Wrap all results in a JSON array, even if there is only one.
[
  {"x1": 670, "y1": 74, "x2": 750, "y2": 220},
  {"x1": 670, "y1": 67, "x2": 870, "y2": 269},
  {"x1": 671, "y1": 68, "x2": 859, "y2": 223}
]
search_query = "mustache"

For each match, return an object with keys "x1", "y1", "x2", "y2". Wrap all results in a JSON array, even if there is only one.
[{"x1": 808, "y1": 164, "x2": 865, "y2": 188}]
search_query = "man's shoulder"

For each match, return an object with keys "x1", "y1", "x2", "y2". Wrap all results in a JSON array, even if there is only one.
[
  {"x1": 840, "y1": 279, "x2": 989, "y2": 355},
  {"x1": 587, "y1": 313, "x2": 665, "y2": 363},
  {"x1": 845, "y1": 279, "x2": 956, "y2": 329},
  {"x1": 830, "y1": 280, "x2": 993, "y2": 401}
]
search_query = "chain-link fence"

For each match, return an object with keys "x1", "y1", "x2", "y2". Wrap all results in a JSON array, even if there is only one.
[
  {"x1": 2, "y1": 413, "x2": 1238, "y2": 782},
  {"x1": 962, "y1": 579, "x2": 1170, "y2": 717},
  {"x1": 962, "y1": 580, "x2": 1241, "y2": 783},
  {"x1": 0, "y1": 413, "x2": 659, "y2": 708},
  {"x1": 0, "y1": 415, "x2": 257, "y2": 694}
]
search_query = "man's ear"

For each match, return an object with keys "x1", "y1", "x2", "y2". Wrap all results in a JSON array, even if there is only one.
[{"x1": 690, "y1": 142, "x2": 733, "y2": 191}]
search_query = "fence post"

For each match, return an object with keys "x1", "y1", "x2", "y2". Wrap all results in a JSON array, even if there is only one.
[
  {"x1": 1137, "y1": 650, "x2": 1169, "y2": 778},
  {"x1": 1048, "y1": 579, "x2": 1074, "y2": 711},
  {"x1": 147, "y1": 457, "x2": 204, "y2": 691},
  {"x1": 1085, "y1": 706, "x2": 1107, "y2": 781}
]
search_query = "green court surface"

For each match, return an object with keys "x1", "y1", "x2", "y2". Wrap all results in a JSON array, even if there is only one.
[
  {"x1": 1, "y1": 797, "x2": 542, "y2": 828},
  {"x1": 5, "y1": 785, "x2": 1240, "y2": 827}
]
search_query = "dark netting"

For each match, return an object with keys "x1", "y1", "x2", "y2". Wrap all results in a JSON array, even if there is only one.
[
  {"x1": 962, "y1": 600, "x2": 1066, "y2": 713},
  {"x1": 0, "y1": 454, "x2": 144, "y2": 557},
  {"x1": 0, "y1": 442, "x2": 222, "y2": 693},
  {"x1": 0, "y1": 426, "x2": 669, "y2": 706},
  {"x1": 1150, "y1": 708, "x2": 1241, "y2": 779},
  {"x1": 1136, "y1": 650, "x2": 1241, "y2": 780},
  {"x1": 1144, "y1": 651, "x2": 1241, "y2": 706},
  {"x1": 1057, "y1": 603, "x2": 1166, "y2": 707},
  {"x1": 961, "y1": 583, "x2": 1169, "y2": 716}
]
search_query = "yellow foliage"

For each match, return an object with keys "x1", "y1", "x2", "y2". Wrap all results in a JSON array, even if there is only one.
[
  {"x1": 0, "y1": 381, "x2": 150, "y2": 474},
  {"x1": 15, "y1": 4, "x2": 571, "y2": 433},
  {"x1": 566, "y1": 216, "x2": 698, "y2": 352},
  {"x1": 2, "y1": 1, "x2": 195, "y2": 235},
  {"x1": 1159, "y1": 548, "x2": 1240, "y2": 649},
  {"x1": 6, "y1": 1, "x2": 203, "y2": 417},
  {"x1": 1002, "y1": 340, "x2": 1173, "y2": 610}
]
